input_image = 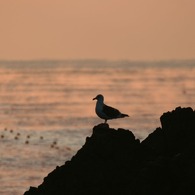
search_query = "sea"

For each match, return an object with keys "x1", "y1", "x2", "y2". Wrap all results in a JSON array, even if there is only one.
[{"x1": 0, "y1": 59, "x2": 195, "y2": 195}]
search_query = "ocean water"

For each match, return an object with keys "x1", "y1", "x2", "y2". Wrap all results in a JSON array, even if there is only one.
[{"x1": 0, "y1": 60, "x2": 195, "y2": 194}]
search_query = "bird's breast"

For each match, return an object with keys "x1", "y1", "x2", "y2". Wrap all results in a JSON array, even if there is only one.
[{"x1": 95, "y1": 102, "x2": 107, "y2": 119}]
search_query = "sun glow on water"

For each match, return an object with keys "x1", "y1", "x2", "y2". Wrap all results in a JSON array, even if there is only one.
[{"x1": 0, "y1": 60, "x2": 195, "y2": 194}]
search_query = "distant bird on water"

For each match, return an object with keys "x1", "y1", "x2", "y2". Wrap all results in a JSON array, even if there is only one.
[{"x1": 93, "y1": 94, "x2": 129, "y2": 123}]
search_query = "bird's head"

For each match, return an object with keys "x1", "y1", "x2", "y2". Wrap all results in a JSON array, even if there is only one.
[{"x1": 93, "y1": 94, "x2": 104, "y2": 101}]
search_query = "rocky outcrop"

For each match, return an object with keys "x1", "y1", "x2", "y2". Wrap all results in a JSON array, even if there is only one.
[{"x1": 24, "y1": 107, "x2": 195, "y2": 195}]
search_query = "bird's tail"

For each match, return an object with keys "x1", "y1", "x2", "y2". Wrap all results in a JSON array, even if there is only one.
[{"x1": 121, "y1": 113, "x2": 129, "y2": 118}]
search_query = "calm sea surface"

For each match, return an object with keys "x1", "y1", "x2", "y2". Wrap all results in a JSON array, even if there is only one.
[{"x1": 0, "y1": 60, "x2": 195, "y2": 194}]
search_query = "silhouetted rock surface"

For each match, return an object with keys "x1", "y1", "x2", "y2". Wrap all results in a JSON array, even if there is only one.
[{"x1": 24, "y1": 107, "x2": 195, "y2": 195}]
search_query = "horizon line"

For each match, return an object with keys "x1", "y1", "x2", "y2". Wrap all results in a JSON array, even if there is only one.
[{"x1": 0, "y1": 58, "x2": 195, "y2": 63}]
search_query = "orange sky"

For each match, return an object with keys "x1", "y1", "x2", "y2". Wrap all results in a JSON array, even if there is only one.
[{"x1": 0, "y1": 0, "x2": 195, "y2": 60}]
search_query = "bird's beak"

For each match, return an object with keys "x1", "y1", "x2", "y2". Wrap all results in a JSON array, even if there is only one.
[{"x1": 93, "y1": 97, "x2": 97, "y2": 100}]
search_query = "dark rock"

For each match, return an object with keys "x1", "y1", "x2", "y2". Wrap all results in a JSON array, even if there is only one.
[
  {"x1": 143, "y1": 107, "x2": 195, "y2": 156},
  {"x1": 24, "y1": 107, "x2": 195, "y2": 195}
]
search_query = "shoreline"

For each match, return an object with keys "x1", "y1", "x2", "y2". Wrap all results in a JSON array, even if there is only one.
[{"x1": 25, "y1": 107, "x2": 195, "y2": 195}]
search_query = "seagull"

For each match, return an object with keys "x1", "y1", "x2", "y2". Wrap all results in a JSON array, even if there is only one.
[{"x1": 93, "y1": 94, "x2": 129, "y2": 123}]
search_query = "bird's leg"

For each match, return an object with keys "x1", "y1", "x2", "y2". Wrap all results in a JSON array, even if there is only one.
[{"x1": 104, "y1": 119, "x2": 107, "y2": 123}]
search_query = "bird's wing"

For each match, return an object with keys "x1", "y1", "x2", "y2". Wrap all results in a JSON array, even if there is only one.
[{"x1": 103, "y1": 104, "x2": 120, "y2": 118}]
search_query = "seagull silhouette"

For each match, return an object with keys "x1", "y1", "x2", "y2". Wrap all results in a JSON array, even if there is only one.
[{"x1": 93, "y1": 94, "x2": 129, "y2": 123}]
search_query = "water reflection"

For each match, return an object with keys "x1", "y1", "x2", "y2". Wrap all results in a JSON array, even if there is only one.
[{"x1": 0, "y1": 60, "x2": 195, "y2": 194}]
